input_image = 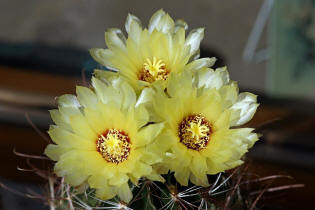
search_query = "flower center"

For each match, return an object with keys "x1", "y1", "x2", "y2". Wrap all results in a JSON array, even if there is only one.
[
  {"x1": 139, "y1": 57, "x2": 170, "y2": 83},
  {"x1": 178, "y1": 114, "x2": 212, "y2": 151},
  {"x1": 96, "y1": 129, "x2": 131, "y2": 164}
]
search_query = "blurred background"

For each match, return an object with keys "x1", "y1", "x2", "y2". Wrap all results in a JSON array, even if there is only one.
[{"x1": 0, "y1": 0, "x2": 314, "y2": 209}]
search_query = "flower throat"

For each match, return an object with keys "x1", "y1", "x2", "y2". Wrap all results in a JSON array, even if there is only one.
[
  {"x1": 96, "y1": 129, "x2": 131, "y2": 164},
  {"x1": 178, "y1": 114, "x2": 212, "y2": 151},
  {"x1": 139, "y1": 57, "x2": 170, "y2": 83}
]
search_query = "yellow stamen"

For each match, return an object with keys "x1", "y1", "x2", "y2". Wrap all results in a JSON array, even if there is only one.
[
  {"x1": 143, "y1": 57, "x2": 165, "y2": 76},
  {"x1": 139, "y1": 57, "x2": 169, "y2": 83},
  {"x1": 178, "y1": 114, "x2": 211, "y2": 151},
  {"x1": 97, "y1": 129, "x2": 131, "y2": 164},
  {"x1": 187, "y1": 118, "x2": 210, "y2": 142}
]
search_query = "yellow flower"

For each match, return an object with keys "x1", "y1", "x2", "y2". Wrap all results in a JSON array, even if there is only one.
[
  {"x1": 90, "y1": 9, "x2": 215, "y2": 92},
  {"x1": 145, "y1": 67, "x2": 259, "y2": 187},
  {"x1": 44, "y1": 76, "x2": 164, "y2": 202}
]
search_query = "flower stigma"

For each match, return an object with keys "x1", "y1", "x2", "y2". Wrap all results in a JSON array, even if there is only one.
[
  {"x1": 139, "y1": 57, "x2": 169, "y2": 83},
  {"x1": 178, "y1": 114, "x2": 212, "y2": 151},
  {"x1": 96, "y1": 129, "x2": 131, "y2": 164}
]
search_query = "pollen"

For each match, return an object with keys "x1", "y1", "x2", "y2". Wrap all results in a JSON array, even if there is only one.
[
  {"x1": 139, "y1": 57, "x2": 170, "y2": 83},
  {"x1": 178, "y1": 114, "x2": 212, "y2": 151},
  {"x1": 96, "y1": 129, "x2": 131, "y2": 164}
]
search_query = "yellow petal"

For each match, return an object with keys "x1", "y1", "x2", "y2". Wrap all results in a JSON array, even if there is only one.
[
  {"x1": 64, "y1": 172, "x2": 88, "y2": 186},
  {"x1": 216, "y1": 66, "x2": 230, "y2": 85},
  {"x1": 190, "y1": 172, "x2": 209, "y2": 187},
  {"x1": 173, "y1": 19, "x2": 188, "y2": 33},
  {"x1": 132, "y1": 162, "x2": 152, "y2": 179},
  {"x1": 157, "y1": 13, "x2": 175, "y2": 33},
  {"x1": 201, "y1": 99, "x2": 223, "y2": 124},
  {"x1": 48, "y1": 126, "x2": 95, "y2": 150},
  {"x1": 125, "y1": 14, "x2": 142, "y2": 44},
  {"x1": 44, "y1": 144, "x2": 70, "y2": 161},
  {"x1": 96, "y1": 186, "x2": 117, "y2": 201},
  {"x1": 197, "y1": 68, "x2": 224, "y2": 89},
  {"x1": 49, "y1": 109, "x2": 71, "y2": 131},
  {"x1": 105, "y1": 28, "x2": 126, "y2": 50},
  {"x1": 134, "y1": 104, "x2": 149, "y2": 129},
  {"x1": 109, "y1": 173, "x2": 129, "y2": 186},
  {"x1": 185, "y1": 57, "x2": 216, "y2": 71},
  {"x1": 78, "y1": 151, "x2": 107, "y2": 175},
  {"x1": 141, "y1": 150, "x2": 162, "y2": 165},
  {"x1": 91, "y1": 77, "x2": 121, "y2": 106},
  {"x1": 134, "y1": 123, "x2": 164, "y2": 147},
  {"x1": 84, "y1": 108, "x2": 105, "y2": 134},
  {"x1": 54, "y1": 151, "x2": 85, "y2": 176},
  {"x1": 94, "y1": 69, "x2": 118, "y2": 81},
  {"x1": 69, "y1": 114, "x2": 97, "y2": 140},
  {"x1": 57, "y1": 94, "x2": 80, "y2": 108},
  {"x1": 90, "y1": 48, "x2": 115, "y2": 68},
  {"x1": 111, "y1": 78, "x2": 136, "y2": 110},
  {"x1": 76, "y1": 86, "x2": 98, "y2": 108},
  {"x1": 148, "y1": 9, "x2": 166, "y2": 33},
  {"x1": 58, "y1": 106, "x2": 80, "y2": 118},
  {"x1": 219, "y1": 82, "x2": 238, "y2": 109},
  {"x1": 185, "y1": 28, "x2": 204, "y2": 56},
  {"x1": 214, "y1": 110, "x2": 231, "y2": 130},
  {"x1": 171, "y1": 143, "x2": 189, "y2": 164},
  {"x1": 146, "y1": 129, "x2": 177, "y2": 156},
  {"x1": 146, "y1": 170, "x2": 165, "y2": 182},
  {"x1": 173, "y1": 27, "x2": 185, "y2": 47},
  {"x1": 229, "y1": 128, "x2": 259, "y2": 148},
  {"x1": 88, "y1": 170, "x2": 114, "y2": 188},
  {"x1": 174, "y1": 167, "x2": 190, "y2": 186},
  {"x1": 229, "y1": 92, "x2": 259, "y2": 126},
  {"x1": 117, "y1": 182, "x2": 132, "y2": 203},
  {"x1": 189, "y1": 152, "x2": 208, "y2": 179}
]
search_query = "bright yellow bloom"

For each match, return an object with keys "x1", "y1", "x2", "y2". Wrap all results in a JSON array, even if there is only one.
[
  {"x1": 145, "y1": 67, "x2": 259, "y2": 187},
  {"x1": 90, "y1": 9, "x2": 215, "y2": 92},
  {"x1": 44, "y1": 76, "x2": 164, "y2": 202}
]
